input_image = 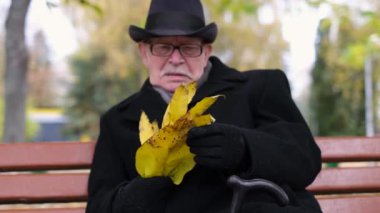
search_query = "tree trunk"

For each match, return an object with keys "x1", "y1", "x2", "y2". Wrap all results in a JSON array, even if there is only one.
[{"x1": 3, "y1": 0, "x2": 31, "y2": 143}]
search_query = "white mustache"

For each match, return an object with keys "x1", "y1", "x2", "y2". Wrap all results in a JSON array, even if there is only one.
[{"x1": 160, "y1": 69, "x2": 193, "y2": 79}]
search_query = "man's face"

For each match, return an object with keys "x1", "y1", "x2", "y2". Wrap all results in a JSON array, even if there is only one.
[{"x1": 139, "y1": 36, "x2": 212, "y2": 93}]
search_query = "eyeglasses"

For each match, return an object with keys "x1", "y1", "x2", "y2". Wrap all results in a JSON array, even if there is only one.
[{"x1": 150, "y1": 43, "x2": 203, "y2": 57}]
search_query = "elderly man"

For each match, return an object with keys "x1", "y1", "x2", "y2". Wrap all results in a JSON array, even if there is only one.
[{"x1": 86, "y1": 0, "x2": 322, "y2": 212}]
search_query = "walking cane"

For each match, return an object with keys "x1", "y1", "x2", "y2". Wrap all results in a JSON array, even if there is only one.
[{"x1": 227, "y1": 175, "x2": 290, "y2": 213}]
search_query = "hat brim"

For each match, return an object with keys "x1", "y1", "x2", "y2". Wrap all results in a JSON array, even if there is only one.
[{"x1": 129, "y1": 23, "x2": 218, "y2": 43}]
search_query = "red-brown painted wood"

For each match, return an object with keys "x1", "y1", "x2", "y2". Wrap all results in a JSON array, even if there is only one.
[
  {"x1": 0, "y1": 173, "x2": 88, "y2": 204},
  {"x1": 315, "y1": 136, "x2": 380, "y2": 162},
  {"x1": 318, "y1": 195, "x2": 380, "y2": 213},
  {"x1": 0, "y1": 208, "x2": 85, "y2": 213},
  {"x1": 308, "y1": 167, "x2": 380, "y2": 193},
  {"x1": 0, "y1": 142, "x2": 95, "y2": 171}
]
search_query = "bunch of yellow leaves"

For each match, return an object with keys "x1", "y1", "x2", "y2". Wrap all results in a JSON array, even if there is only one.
[{"x1": 136, "y1": 82, "x2": 221, "y2": 185}]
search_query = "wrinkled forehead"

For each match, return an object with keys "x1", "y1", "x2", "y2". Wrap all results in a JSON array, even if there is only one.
[{"x1": 148, "y1": 36, "x2": 203, "y2": 44}]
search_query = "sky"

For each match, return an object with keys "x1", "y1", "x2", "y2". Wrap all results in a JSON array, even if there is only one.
[
  {"x1": 281, "y1": 3, "x2": 320, "y2": 100},
  {"x1": 27, "y1": 0, "x2": 78, "y2": 61},
  {"x1": 256, "y1": 0, "x2": 321, "y2": 100},
  {"x1": 0, "y1": 0, "x2": 78, "y2": 62}
]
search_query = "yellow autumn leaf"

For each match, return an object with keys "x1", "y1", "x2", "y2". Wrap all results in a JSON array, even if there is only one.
[
  {"x1": 193, "y1": 114, "x2": 215, "y2": 126},
  {"x1": 135, "y1": 82, "x2": 221, "y2": 185},
  {"x1": 139, "y1": 111, "x2": 159, "y2": 144},
  {"x1": 162, "y1": 81, "x2": 196, "y2": 127},
  {"x1": 188, "y1": 95, "x2": 222, "y2": 118}
]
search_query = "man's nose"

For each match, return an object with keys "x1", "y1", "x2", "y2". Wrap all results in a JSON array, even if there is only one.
[{"x1": 168, "y1": 48, "x2": 185, "y2": 64}]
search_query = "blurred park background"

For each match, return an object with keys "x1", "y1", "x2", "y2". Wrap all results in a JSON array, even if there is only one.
[{"x1": 0, "y1": 0, "x2": 379, "y2": 143}]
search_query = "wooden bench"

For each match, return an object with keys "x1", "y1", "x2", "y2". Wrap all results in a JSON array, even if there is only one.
[{"x1": 0, "y1": 137, "x2": 380, "y2": 212}]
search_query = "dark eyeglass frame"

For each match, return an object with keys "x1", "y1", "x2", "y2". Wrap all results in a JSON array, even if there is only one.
[{"x1": 149, "y1": 43, "x2": 204, "y2": 58}]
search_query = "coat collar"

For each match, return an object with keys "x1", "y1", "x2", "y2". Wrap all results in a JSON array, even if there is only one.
[
  {"x1": 191, "y1": 56, "x2": 245, "y2": 103},
  {"x1": 117, "y1": 56, "x2": 246, "y2": 124}
]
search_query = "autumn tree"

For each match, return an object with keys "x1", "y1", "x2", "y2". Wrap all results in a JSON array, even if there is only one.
[
  {"x1": 2, "y1": 0, "x2": 31, "y2": 143},
  {"x1": 1, "y1": 0, "x2": 105, "y2": 143},
  {"x1": 0, "y1": 34, "x2": 4, "y2": 95},
  {"x1": 310, "y1": 1, "x2": 380, "y2": 135},
  {"x1": 64, "y1": 0, "x2": 149, "y2": 139},
  {"x1": 204, "y1": 0, "x2": 287, "y2": 70},
  {"x1": 28, "y1": 30, "x2": 58, "y2": 107},
  {"x1": 0, "y1": 34, "x2": 3, "y2": 140}
]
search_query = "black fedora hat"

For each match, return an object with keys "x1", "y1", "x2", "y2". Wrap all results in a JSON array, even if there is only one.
[{"x1": 129, "y1": 0, "x2": 217, "y2": 43}]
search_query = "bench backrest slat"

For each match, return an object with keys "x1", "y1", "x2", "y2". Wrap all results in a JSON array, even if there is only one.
[
  {"x1": 318, "y1": 195, "x2": 380, "y2": 213},
  {"x1": 0, "y1": 138, "x2": 379, "y2": 192},
  {"x1": 2, "y1": 137, "x2": 379, "y2": 171},
  {"x1": 0, "y1": 208, "x2": 85, "y2": 213},
  {"x1": 0, "y1": 142, "x2": 95, "y2": 171},
  {"x1": 307, "y1": 167, "x2": 380, "y2": 194},
  {"x1": 315, "y1": 136, "x2": 380, "y2": 162},
  {"x1": 0, "y1": 174, "x2": 88, "y2": 204}
]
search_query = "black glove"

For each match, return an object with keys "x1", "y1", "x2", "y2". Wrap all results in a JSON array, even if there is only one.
[
  {"x1": 187, "y1": 123, "x2": 246, "y2": 172},
  {"x1": 112, "y1": 176, "x2": 174, "y2": 213}
]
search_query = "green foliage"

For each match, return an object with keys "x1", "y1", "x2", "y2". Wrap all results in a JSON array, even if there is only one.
[
  {"x1": 26, "y1": 109, "x2": 40, "y2": 141},
  {"x1": 62, "y1": 0, "x2": 102, "y2": 15},
  {"x1": 204, "y1": 0, "x2": 287, "y2": 70},
  {"x1": 64, "y1": 45, "x2": 142, "y2": 139},
  {"x1": 0, "y1": 100, "x2": 4, "y2": 141},
  {"x1": 305, "y1": 0, "x2": 326, "y2": 8},
  {"x1": 63, "y1": 0, "x2": 149, "y2": 139},
  {"x1": 0, "y1": 35, "x2": 3, "y2": 96},
  {"x1": 214, "y1": 0, "x2": 259, "y2": 20},
  {"x1": 310, "y1": 0, "x2": 380, "y2": 136}
]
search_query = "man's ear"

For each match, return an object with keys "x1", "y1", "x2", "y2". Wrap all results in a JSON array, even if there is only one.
[{"x1": 138, "y1": 43, "x2": 149, "y2": 66}]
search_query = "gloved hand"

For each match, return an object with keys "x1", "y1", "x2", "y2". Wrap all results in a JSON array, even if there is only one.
[
  {"x1": 187, "y1": 123, "x2": 246, "y2": 172},
  {"x1": 112, "y1": 176, "x2": 174, "y2": 213}
]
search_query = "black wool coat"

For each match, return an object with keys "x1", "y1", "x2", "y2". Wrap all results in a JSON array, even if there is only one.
[{"x1": 86, "y1": 57, "x2": 322, "y2": 213}]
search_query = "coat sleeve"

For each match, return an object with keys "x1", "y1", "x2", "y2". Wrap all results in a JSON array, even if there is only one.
[
  {"x1": 239, "y1": 70, "x2": 321, "y2": 189},
  {"x1": 86, "y1": 113, "x2": 130, "y2": 213},
  {"x1": 86, "y1": 110, "x2": 173, "y2": 213}
]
